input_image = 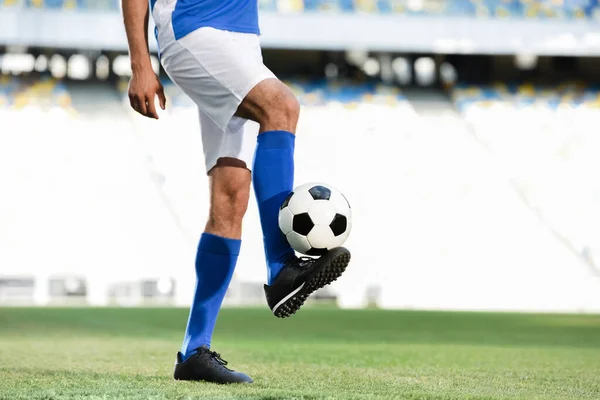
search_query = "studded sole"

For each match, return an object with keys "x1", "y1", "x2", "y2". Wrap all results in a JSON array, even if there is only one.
[{"x1": 273, "y1": 251, "x2": 351, "y2": 318}]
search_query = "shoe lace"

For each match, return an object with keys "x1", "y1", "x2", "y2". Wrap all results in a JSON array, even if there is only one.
[
  {"x1": 208, "y1": 351, "x2": 228, "y2": 366},
  {"x1": 297, "y1": 256, "x2": 314, "y2": 268},
  {"x1": 284, "y1": 253, "x2": 314, "y2": 268}
]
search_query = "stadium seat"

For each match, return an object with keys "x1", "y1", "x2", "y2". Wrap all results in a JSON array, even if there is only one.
[
  {"x1": 4, "y1": 0, "x2": 599, "y2": 18},
  {"x1": 44, "y1": 0, "x2": 64, "y2": 9}
]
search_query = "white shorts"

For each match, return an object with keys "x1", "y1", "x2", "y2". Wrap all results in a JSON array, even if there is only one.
[{"x1": 156, "y1": 19, "x2": 276, "y2": 172}]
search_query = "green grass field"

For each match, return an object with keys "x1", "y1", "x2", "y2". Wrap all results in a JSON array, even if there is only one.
[{"x1": 0, "y1": 307, "x2": 599, "y2": 400}]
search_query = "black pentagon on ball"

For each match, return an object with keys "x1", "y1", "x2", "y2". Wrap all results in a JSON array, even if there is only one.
[
  {"x1": 306, "y1": 247, "x2": 327, "y2": 256},
  {"x1": 308, "y1": 185, "x2": 331, "y2": 200},
  {"x1": 293, "y1": 213, "x2": 314, "y2": 236},
  {"x1": 280, "y1": 191, "x2": 294, "y2": 210},
  {"x1": 330, "y1": 213, "x2": 347, "y2": 237}
]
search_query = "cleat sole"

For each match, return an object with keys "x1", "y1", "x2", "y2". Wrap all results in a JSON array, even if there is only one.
[{"x1": 273, "y1": 249, "x2": 351, "y2": 318}]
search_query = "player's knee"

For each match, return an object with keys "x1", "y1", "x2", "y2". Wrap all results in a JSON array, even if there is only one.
[
  {"x1": 211, "y1": 183, "x2": 249, "y2": 227},
  {"x1": 239, "y1": 79, "x2": 301, "y2": 131},
  {"x1": 206, "y1": 163, "x2": 251, "y2": 235},
  {"x1": 282, "y1": 94, "x2": 300, "y2": 125},
  {"x1": 261, "y1": 85, "x2": 300, "y2": 131}
]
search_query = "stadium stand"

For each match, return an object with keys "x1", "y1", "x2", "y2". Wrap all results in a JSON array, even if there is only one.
[
  {"x1": 116, "y1": 77, "x2": 409, "y2": 109},
  {"x1": 286, "y1": 78, "x2": 408, "y2": 106},
  {"x1": 450, "y1": 81, "x2": 600, "y2": 279},
  {"x1": 2, "y1": 0, "x2": 599, "y2": 19},
  {"x1": 452, "y1": 81, "x2": 600, "y2": 112},
  {"x1": 2, "y1": 73, "x2": 599, "y2": 310},
  {"x1": 372, "y1": 80, "x2": 600, "y2": 313},
  {"x1": 113, "y1": 74, "x2": 600, "y2": 312},
  {"x1": 0, "y1": 74, "x2": 194, "y2": 306},
  {"x1": 0, "y1": 74, "x2": 74, "y2": 112}
]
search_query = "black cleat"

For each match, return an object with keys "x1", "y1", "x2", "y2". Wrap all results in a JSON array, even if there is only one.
[
  {"x1": 173, "y1": 346, "x2": 253, "y2": 384},
  {"x1": 264, "y1": 247, "x2": 351, "y2": 318}
]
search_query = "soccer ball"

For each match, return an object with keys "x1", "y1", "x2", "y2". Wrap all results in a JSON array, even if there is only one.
[{"x1": 278, "y1": 183, "x2": 352, "y2": 256}]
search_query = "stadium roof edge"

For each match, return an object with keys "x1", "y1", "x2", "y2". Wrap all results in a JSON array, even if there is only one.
[{"x1": 0, "y1": 10, "x2": 599, "y2": 56}]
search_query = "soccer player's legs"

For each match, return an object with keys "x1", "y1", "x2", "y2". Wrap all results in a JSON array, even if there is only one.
[
  {"x1": 236, "y1": 80, "x2": 352, "y2": 318},
  {"x1": 159, "y1": 27, "x2": 312, "y2": 295},
  {"x1": 158, "y1": 29, "x2": 259, "y2": 384},
  {"x1": 235, "y1": 79, "x2": 298, "y2": 283},
  {"x1": 172, "y1": 115, "x2": 255, "y2": 384},
  {"x1": 180, "y1": 114, "x2": 250, "y2": 343}
]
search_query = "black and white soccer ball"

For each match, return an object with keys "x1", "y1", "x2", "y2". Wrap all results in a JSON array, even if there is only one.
[{"x1": 278, "y1": 183, "x2": 352, "y2": 256}]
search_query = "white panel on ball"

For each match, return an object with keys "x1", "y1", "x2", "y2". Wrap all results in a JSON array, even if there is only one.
[
  {"x1": 287, "y1": 189, "x2": 315, "y2": 215},
  {"x1": 327, "y1": 234, "x2": 348, "y2": 250},
  {"x1": 329, "y1": 189, "x2": 351, "y2": 216},
  {"x1": 278, "y1": 207, "x2": 294, "y2": 235},
  {"x1": 308, "y1": 200, "x2": 336, "y2": 225},
  {"x1": 286, "y1": 231, "x2": 312, "y2": 254},
  {"x1": 307, "y1": 225, "x2": 336, "y2": 250},
  {"x1": 341, "y1": 209, "x2": 352, "y2": 239}
]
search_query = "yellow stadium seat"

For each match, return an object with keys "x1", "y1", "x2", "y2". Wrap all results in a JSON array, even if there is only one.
[
  {"x1": 276, "y1": 0, "x2": 303, "y2": 13},
  {"x1": 35, "y1": 80, "x2": 56, "y2": 93},
  {"x1": 13, "y1": 93, "x2": 30, "y2": 109},
  {"x1": 518, "y1": 83, "x2": 536, "y2": 96},
  {"x1": 56, "y1": 93, "x2": 72, "y2": 108},
  {"x1": 355, "y1": 0, "x2": 377, "y2": 13},
  {"x1": 496, "y1": 6, "x2": 510, "y2": 17},
  {"x1": 291, "y1": 0, "x2": 304, "y2": 12},
  {"x1": 64, "y1": 0, "x2": 77, "y2": 9},
  {"x1": 464, "y1": 87, "x2": 482, "y2": 96},
  {"x1": 392, "y1": 4, "x2": 406, "y2": 14},
  {"x1": 574, "y1": 8, "x2": 585, "y2": 19},
  {"x1": 525, "y1": 4, "x2": 541, "y2": 18}
]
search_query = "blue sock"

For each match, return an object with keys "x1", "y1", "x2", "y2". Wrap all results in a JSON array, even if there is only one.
[
  {"x1": 180, "y1": 233, "x2": 240, "y2": 361},
  {"x1": 253, "y1": 130, "x2": 296, "y2": 285}
]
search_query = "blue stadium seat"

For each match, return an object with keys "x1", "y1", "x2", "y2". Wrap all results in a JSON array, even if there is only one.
[
  {"x1": 444, "y1": 1, "x2": 477, "y2": 16},
  {"x1": 44, "y1": 0, "x2": 64, "y2": 9},
  {"x1": 259, "y1": 0, "x2": 277, "y2": 12},
  {"x1": 451, "y1": 81, "x2": 600, "y2": 113}
]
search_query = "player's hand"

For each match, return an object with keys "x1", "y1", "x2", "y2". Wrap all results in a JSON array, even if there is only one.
[{"x1": 128, "y1": 68, "x2": 166, "y2": 119}]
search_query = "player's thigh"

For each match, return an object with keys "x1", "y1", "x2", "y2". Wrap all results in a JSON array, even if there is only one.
[
  {"x1": 159, "y1": 46, "x2": 236, "y2": 132},
  {"x1": 161, "y1": 26, "x2": 275, "y2": 131},
  {"x1": 235, "y1": 78, "x2": 300, "y2": 129}
]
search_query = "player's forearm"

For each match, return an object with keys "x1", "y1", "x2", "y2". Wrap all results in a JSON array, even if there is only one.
[{"x1": 122, "y1": 0, "x2": 152, "y2": 73}]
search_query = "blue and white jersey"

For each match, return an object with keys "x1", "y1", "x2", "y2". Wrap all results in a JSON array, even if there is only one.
[{"x1": 150, "y1": 0, "x2": 259, "y2": 41}]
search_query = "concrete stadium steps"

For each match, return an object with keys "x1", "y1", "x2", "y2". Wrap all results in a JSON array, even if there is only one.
[
  {"x1": 371, "y1": 90, "x2": 600, "y2": 313},
  {"x1": 139, "y1": 87, "x2": 600, "y2": 312},
  {"x1": 2, "y1": 80, "x2": 599, "y2": 311},
  {"x1": 0, "y1": 82, "x2": 192, "y2": 305},
  {"x1": 460, "y1": 103, "x2": 600, "y2": 272},
  {"x1": 124, "y1": 104, "x2": 211, "y2": 306}
]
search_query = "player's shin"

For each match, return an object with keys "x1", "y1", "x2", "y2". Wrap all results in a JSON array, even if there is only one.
[
  {"x1": 180, "y1": 233, "x2": 240, "y2": 360},
  {"x1": 252, "y1": 130, "x2": 296, "y2": 285}
]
